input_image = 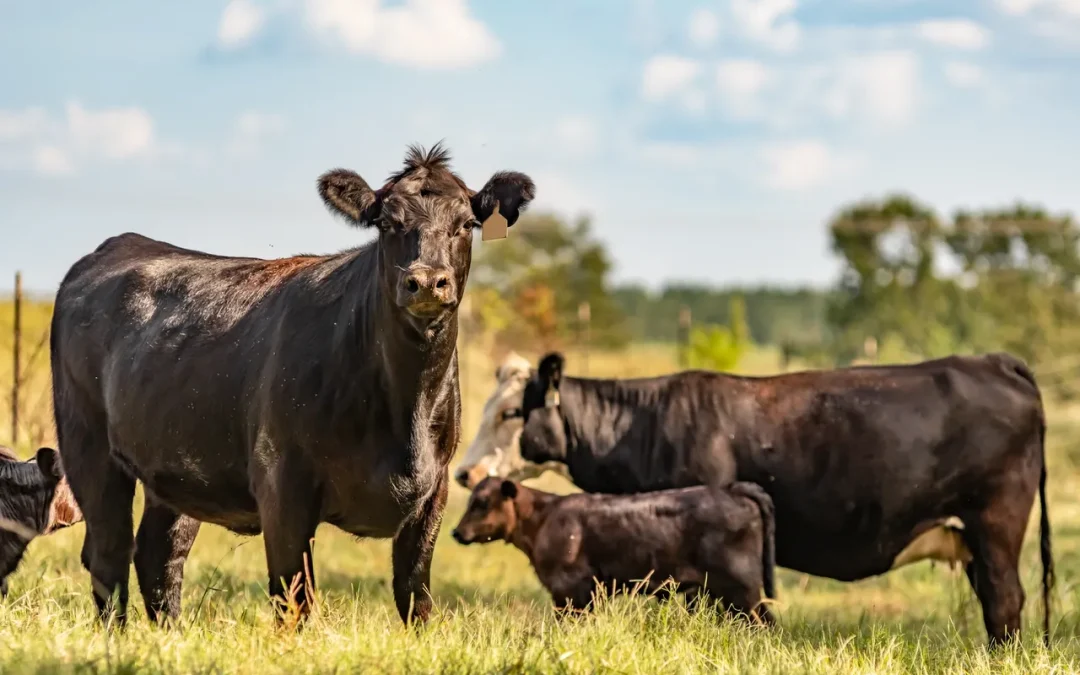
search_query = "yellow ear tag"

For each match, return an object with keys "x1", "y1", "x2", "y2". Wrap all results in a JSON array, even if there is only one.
[
  {"x1": 481, "y1": 201, "x2": 509, "y2": 241},
  {"x1": 545, "y1": 388, "x2": 560, "y2": 408}
]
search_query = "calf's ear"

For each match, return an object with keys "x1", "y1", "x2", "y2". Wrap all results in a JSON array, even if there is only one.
[
  {"x1": 318, "y1": 169, "x2": 383, "y2": 227},
  {"x1": 470, "y1": 171, "x2": 536, "y2": 228},
  {"x1": 500, "y1": 480, "x2": 518, "y2": 499},
  {"x1": 35, "y1": 447, "x2": 62, "y2": 482}
]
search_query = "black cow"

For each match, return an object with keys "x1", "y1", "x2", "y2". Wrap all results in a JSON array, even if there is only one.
[
  {"x1": 0, "y1": 446, "x2": 83, "y2": 597},
  {"x1": 452, "y1": 477, "x2": 777, "y2": 624},
  {"x1": 49, "y1": 143, "x2": 535, "y2": 627},
  {"x1": 514, "y1": 351, "x2": 1053, "y2": 647}
]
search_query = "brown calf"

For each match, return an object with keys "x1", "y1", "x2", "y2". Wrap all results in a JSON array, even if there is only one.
[{"x1": 451, "y1": 477, "x2": 776, "y2": 623}]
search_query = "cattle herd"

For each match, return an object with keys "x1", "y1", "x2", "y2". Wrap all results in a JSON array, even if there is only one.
[{"x1": 0, "y1": 143, "x2": 1057, "y2": 651}]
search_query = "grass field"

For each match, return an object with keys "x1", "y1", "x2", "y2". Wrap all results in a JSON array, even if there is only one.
[{"x1": 2, "y1": 299, "x2": 1080, "y2": 673}]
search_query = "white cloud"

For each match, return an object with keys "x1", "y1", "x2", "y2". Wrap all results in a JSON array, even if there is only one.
[
  {"x1": 915, "y1": 19, "x2": 990, "y2": 50},
  {"x1": 641, "y1": 54, "x2": 702, "y2": 101},
  {"x1": 227, "y1": 111, "x2": 287, "y2": 158},
  {"x1": 66, "y1": 102, "x2": 155, "y2": 160},
  {"x1": 944, "y1": 61, "x2": 984, "y2": 88},
  {"x1": 32, "y1": 146, "x2": 74, "y2": 176},
  {"x1": 217, "y1": 0, "x2": 266, "y2": 49},
  {"x1": 715, "y1": 59, "x2": 772, "y2": 118},
  {"x1": 995, "y1": 0, "x2": 1080, "y2": 44},
  {"x1": 821, "y1": 51, "x2": 919, "y2": 128},
  {"x1": 0, "y1": 108, "x2": 48, "y2": 141},
  {"x1": 529, "y1": 171, "x2": 600, "y2": 218},
  {"x1": 730, "y1": 0, "x2": 801, "y2": 52},
  {"x1": 304, "y1": 0, "x2": 500, "y2": 70},
  {"x1": 553, "y1": 116, "x2": 598, "y2": 157},
  {"x1": 761, "y1": 139, "x2": 855, "y2": 190},
  {"x1": 688, "y1": 8, "x2": 721, "y2": 47},
  {"x1": 0, "y1": 101, "x2": 164, "y2": 176},
  {"x1": 997, "y1": 0, "x2": 1080, "y2": 17}
]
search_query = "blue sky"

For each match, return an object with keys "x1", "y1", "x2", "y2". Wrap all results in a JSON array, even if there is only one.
[{"x1": 2, "y1": 0, "x2": 1079, "y2": 294}]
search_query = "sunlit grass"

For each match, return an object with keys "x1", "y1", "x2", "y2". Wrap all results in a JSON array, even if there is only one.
[{"x1": 2, "y1": 300, "x2": 1080, "y2": 672}]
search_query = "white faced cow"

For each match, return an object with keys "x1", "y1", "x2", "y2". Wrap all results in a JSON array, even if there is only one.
[{"x1": 453, "y1": 352, "x2": 569, "y2": 489}]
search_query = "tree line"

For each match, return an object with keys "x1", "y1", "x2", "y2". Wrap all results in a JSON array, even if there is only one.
[{"x1": 464, "y1": 194, "x2": 1080, "y2": 397}]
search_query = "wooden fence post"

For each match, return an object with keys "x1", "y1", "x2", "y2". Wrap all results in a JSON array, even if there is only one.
[
  {"x1": 11, "y1": 271, "x2": 22, "y2": 446},
  {"x1": 677, "y1": 306, "x2": 692, "y2": 369},
  {"x1": 578, "y1": 301, "x2": 590, "y2": 377}
]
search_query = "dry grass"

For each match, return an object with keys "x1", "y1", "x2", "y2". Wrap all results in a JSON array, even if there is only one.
[{"x1": 2, "y1": 299, "x2": 1080, "y2": 673}]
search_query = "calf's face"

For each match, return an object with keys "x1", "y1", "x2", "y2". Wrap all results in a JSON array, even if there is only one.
[
  {"x1": 317, "y1": 143, "x2": 535, "y2": 327},
  {"x1": 451, "y1": 478, "x2": 519, "y2": 545},
  {"x1": 519, "y1": 353, "x2": 569, "y2": 465},
  {"x1": 0, "y1": 447, "x2": 79, "y2": 597}
]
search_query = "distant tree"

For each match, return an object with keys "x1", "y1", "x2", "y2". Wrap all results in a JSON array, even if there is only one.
[
  {"x1": 827, "y1": 193, "x2": 960, "y2": 361},
  {"x1": 470, "y1": 211, "x2": 629, "y2": 351},
  {"x1": 686, "y1": 296, "x2": 751, "y2": 372}
]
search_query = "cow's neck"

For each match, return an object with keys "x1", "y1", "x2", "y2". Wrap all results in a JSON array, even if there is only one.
[
  {"x1": 508, "y1": 487, "x2": 558, "y2": 560},
  {"x1": 557, "y1": 377, "x2": 659, "y2": 494},
  {"x1": 334, "y1": 246, "x2": 461, "y2": 428}
]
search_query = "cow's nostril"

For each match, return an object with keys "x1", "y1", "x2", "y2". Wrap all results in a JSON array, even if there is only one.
[
  {"x1": 435, "y1": 276, "x2": 449, "y2": 290},
  {"x1": 405, "y1": 278, "x2": 420, "y2": 294}
]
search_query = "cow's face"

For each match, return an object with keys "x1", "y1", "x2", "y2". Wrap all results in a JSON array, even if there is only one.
[
  {"x1": 317, "y1": 143, "x2": 535, "y2": 328},
  {"x1": 519, "y1": 352, "x2": 569, "y2": 465},
  {"x1": 0, "y1": 447, "x2": 74, "y2": 597},
  {"x1": 454, "y1": 353, "x2": 537, "y2": 488},
  {"x1": 451, "y1": 478, "x2": 519, "y2": 545}
]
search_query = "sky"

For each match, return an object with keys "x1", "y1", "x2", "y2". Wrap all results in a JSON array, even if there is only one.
[{"x1": 2, "y1": 0, "x2": 1079, "y2": 295}]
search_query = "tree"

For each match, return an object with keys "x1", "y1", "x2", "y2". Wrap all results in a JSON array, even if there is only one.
[
  {"x1": 686, "y1": 296, "x2": 751, "y2": 372},
  {"x1": 469, "y1": 211, "x2": 629, "y2": 351},
  {"x1": 944, "y1": 204, "x2": 1080, "y2": 394},
  {"x1": 826, "y1": 194, "x2": 960, "y2": 362}
]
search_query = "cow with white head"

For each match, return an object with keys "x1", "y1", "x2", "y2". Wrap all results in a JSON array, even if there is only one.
[{"x1": 454, "y1": 352, "x2": 570, "y2": 489}]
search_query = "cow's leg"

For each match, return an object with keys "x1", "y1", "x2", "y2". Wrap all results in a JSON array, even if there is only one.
[
  {"x1": 550, "y1": 578, "x2": 596, "y2": 618},
  {"x1": 134, "y1": 498, "x2": 201, "y2": 625},
  {"x1": 391, "y1": 469, "x2": 449, "y2": 626},
  {"x1": 964, "y1": 468, "x2": 1037, "y2": 648},
  {"x1": 62, "y1": 433, "x2": 136, "y2": 625},
  {"x1": 257, "y1": 452, "x2": 320, "y2": 625},
  {"x1": 54, "y1": 391, "x2": 136, "y2": 627}
]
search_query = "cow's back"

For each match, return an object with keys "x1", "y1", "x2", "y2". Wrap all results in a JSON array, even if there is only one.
[{"x1": 50, "y1": 233, "x2": 336, "y2": 529}]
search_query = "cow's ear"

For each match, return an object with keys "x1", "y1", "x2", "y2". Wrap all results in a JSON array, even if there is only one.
[
  {"x1": 538, "y1": 352, "x2": 565, "y2": 390},
  {"x1": 318, "y1": 169, "x2": 383, "y2": 228},
  {"x1": 500, "y1": 480, "x2": 518, "y2": 500},
  {"x1": 35, "y1": 447, "x2": 61, "y2": 482},
  {"x1": 470, "y1": 171, "x2": 536, "y2": 228}
]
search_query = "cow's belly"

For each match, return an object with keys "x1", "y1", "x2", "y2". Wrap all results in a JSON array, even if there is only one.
[
  {"x1": 320, "y1": 440, "x2": 448, "y2": 539},
  {"x1": 774, "y1": 516, "x2": 972, "y2": 581},
  {"x1": 127, "y1": 453, "x2": 261, "y2": 535}
]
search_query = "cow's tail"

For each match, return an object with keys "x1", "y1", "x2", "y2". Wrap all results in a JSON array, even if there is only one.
[
  {"x1": 730, "y1": 482, "x2": 776, "y2": 600},
  {"x1": 997, "y1": 352, "x2": 1054, "y2": 647},
  {"x1": 1036, "y1": 409, "x2": 1054, "y2": 647}
]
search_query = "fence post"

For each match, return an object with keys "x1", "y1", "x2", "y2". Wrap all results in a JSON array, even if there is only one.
[
  {"x1": 11, "y1": 271, "x2": 22, "y2": 446},
  {"x1": 677, "y1": 306, "x2": 692, "y2": 369},
  {"x1": 578, "y1": 301, "x2": 590, "y2": 377}
]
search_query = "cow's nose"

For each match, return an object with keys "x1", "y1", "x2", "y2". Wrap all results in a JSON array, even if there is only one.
[
  {"x1": 402, "y1": 268, "x2": 453, "y2": 298},
  {"x1": 454, "y1": 468, "x2": 470, "y2": 487},
  {"x1": 451, "y1": 529, "x2": 466, "y2": 544}
]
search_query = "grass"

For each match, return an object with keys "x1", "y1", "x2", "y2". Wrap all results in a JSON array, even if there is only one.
[{"x1": 2, "y1": 299, "x2": 1080, "y2": 673}]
